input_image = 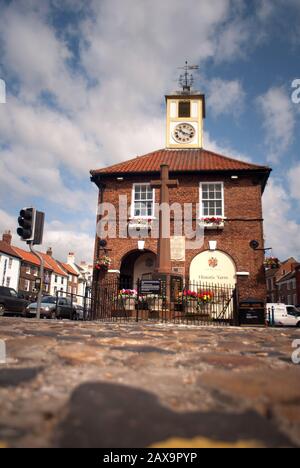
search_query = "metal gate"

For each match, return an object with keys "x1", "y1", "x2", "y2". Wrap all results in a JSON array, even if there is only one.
[{"x1": 91, "y1": 278, "x2": 238, "y2": 326}]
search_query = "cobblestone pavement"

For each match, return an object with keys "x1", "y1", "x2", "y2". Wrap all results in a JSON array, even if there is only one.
[{"x1": 0, "y1": 317, "x2": 299, "y2": 448}]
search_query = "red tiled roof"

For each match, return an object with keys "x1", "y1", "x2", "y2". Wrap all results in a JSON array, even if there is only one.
[
  {"x1": 91, "y1": 148, "x2": 271, "y2": 175},
  {"x1": 13, "y1": 246, "x2": 53, "y2": 270},
  {"x1": 40, "y1": 253, "x2": 68, "y2": 277},
  {"x1": 0, "y1": 241, "x2": 22, "y2": 259},
  {"x1": 12, "y1": 246, "x2": 67, "y2": 276},
  {"x1": 60, "y1": 262, "x2": 79, "y2": 276}
]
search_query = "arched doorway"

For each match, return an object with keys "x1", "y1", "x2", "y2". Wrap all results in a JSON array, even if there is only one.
[
  {"x1": 120, "y1": 250, "x2": 156, "y2": 289},
  {"x1": 189, "y1": 250, "x2": 237, "y2": 286}
]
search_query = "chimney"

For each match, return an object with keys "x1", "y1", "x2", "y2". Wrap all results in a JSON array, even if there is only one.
[
  {"x1": 67, "y1": 252, "x2": 75, "y2": 264},
  {"x1": 2, "y1": 230, "x2": 12, "y2": 245},
  {"x1": 46, "y1": 247, "x2": 53, "y2": 257}
]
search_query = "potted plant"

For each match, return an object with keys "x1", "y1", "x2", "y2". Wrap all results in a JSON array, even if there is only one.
[
  {"x1": 95, "y1": 256, "x2": 112, "y2": 272},
  {"x1": 118, "y1": 289, "x2": 137, "y2": 311},
  {"x1": 264, "y1": 257, "x2": 280, "y2": 269},
  {"x1": 180, "y1": 290, "x2": 199, "y2": 314},
  {"x1": 198, "y1": 291, "x2": 214, "y2": 305},
  {"x1": 146, "y1": 294, "x2": 164, "y2": 312}
]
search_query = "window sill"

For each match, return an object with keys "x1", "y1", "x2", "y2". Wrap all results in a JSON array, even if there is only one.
[{"x1": 199, "y1": 219, "x2": 225, "y2": 230}]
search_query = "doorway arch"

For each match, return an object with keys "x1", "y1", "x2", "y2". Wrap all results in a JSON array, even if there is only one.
[{"x1": 120, "y1": 250, "x2": 156, "y2": 289}]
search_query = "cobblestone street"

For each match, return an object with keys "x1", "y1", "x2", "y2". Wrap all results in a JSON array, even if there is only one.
[{"x1": 0, "y1": 317, "x2": 300, "y2": 448}]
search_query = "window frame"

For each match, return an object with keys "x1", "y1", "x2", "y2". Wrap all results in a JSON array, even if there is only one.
[
  {"x1": 131, "y1": 183, "x2": 156, "y2": 219},
  {"x1": 199, "y1": 181, "x2": 225, "y2": 219},
  {"x1": 178, "y1": 101, "x2": 191, "y2": 118}
]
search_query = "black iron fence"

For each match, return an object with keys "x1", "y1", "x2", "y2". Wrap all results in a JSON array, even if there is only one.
[
  {"x1": 91, "y1": 277, "x2": 238, "y2": 326},
  {"x1": 56, "y1": 289, "x2": 92, "y2": 321}
]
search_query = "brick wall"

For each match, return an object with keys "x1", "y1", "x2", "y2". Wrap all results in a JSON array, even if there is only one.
[{"x1": 93, "y1": 173, "x2": 267, "y2": 302}]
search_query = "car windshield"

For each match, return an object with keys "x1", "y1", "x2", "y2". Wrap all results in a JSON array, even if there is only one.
[
  {"x1": 9, "y1": 289, "x2": 18, "y2": 297},
  {"x1": 41, "y1": 297, "x2": 56, "y2": 304}
]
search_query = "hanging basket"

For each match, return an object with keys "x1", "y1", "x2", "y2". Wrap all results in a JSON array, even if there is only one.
[
  {"x1": 264, "y1": 257, "x2": 280, "y2": 269},
  {"x1": 95, "y1": 256, "x2": 112, "y2": 272}
]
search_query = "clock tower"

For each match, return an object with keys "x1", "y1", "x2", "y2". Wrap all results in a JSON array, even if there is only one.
[{"x1": 166, "y1": 62, "x2": 206, "y2": 149}]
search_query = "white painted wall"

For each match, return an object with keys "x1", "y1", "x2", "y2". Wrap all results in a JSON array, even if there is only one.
[
  {"x1": 49, "y1": 273, "x2": 68, "y2": 297},
  {"x1": 0, "y1": 253, "x2": 20, "y2": 291}
]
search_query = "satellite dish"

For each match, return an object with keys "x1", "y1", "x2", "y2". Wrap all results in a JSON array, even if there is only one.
[{"x1": 99, "y1": 240, "x2": 107, "y2": 248}]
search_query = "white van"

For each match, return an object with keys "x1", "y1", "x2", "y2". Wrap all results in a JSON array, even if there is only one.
[{"x1": 266, "y1": 303, "x2": 300, "y2": 327}]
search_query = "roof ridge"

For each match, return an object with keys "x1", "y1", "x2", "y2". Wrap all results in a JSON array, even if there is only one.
[
  {"x1": 90, "y1": 148, "x2": 162, "y2": 175},
  {"x1": 201, "y1": 148, "x2": 270, "y2": 170},
  {"x1": 91, "y1": 147, "x2": 271, "y2": 175}
]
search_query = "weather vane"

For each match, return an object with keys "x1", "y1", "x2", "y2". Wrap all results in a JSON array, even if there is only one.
[{"x1": 178, "y1": 61, "x2": 199, "y2": 94}]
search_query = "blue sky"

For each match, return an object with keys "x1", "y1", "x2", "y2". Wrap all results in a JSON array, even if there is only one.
[{"x1": 0, "y1": 0, "x2": 300, "y2": 262}]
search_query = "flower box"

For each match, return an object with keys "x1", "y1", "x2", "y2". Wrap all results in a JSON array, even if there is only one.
[
  {"x1": 183, "y1": 300, "x2": 198, "y2": 314},
  {"x1": 199, "y1": 218, "x2": 225, "y2": 230},
  {"x1": 128, "y1": 219, "x2": 153, "y2": 233},
  {"x1": 118, "y1": 289, "x2": 137, "y2": 311},
  {"x1": 119, "y1": 297, "x2": 136, "y2": 311},
  {"x1": 147, "y1": 296, "x2": 164, "y2": 311}
]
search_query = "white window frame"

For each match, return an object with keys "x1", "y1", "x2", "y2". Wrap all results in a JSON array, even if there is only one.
[
  {"x1": 199, "y1": 182, "x2": 225, "y2": 219},
  {"x1": 131, "y1": 183, "x2": 155, "y2": 219}
]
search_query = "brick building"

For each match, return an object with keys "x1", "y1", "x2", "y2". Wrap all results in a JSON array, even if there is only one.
[
  {"x1": 13, "y1": 246, "x2": 53, "y2": 300},
  {"x1": 90, "y1": 84, "x2": 271, "y2": 303},
  {"x1": 277, "y1": 269, "x2": 300, "y2": 306},
  {"x1": 266, "y1": 258, "x2": 300, "y2": 305}
]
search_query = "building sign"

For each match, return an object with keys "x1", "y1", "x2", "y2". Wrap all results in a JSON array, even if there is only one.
[
  {"x1": 171, "y1": 236, "x2": 185, "y2": 261},
  {"x1": 139, "y1": 280, "x2": 161, "y2": 295},
  {"x1": 189, "y1": 250, "x2": 236, "y2": 285}
]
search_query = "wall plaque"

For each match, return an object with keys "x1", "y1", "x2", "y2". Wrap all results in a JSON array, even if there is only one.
[{"x1": 171, "y1": 236, "x2": 185, "y2": 261}]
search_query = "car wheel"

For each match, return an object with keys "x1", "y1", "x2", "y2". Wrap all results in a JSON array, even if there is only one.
[
  {"x1": 49, "y1": 311, "x2": 56, "y2": 320},
  {"x1": 297, "y1": 322, "x2": 300, "y2": 328},
  {"x1": 0, "y1": 304, "x2": 5, "y2": 316},
  {"x1": 72, "y1": 312, "x2": 77, "y2": 321}
]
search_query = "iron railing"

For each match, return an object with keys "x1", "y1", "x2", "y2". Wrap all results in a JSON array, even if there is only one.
[{"x1": 91, "y1": 277, "x2": 238, "y2": 326}]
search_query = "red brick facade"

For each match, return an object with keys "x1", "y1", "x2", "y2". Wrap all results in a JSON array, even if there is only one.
[{"x1": 92, "y1": 170, "x2": 268, "y2": 303}]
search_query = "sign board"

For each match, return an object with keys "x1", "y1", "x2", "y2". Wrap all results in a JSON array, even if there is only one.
[
  {"x1": 239, "y1": 308, "x2": 265, "y2": 326},
  {"x1": 190, "y1": 250, "x2": 236, "y2": 285},
  {"x1": 171, "y1": 236, "x2": 185, "y2": 261},
  {"x1": 139, "y1": 280, "x2": 161, "y2": 295}
]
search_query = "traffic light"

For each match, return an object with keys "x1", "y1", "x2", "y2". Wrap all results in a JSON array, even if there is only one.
[
  {"x1": 17, "y1": 208, "x2": 35, "y2": 241},
  {"x1": 17, "y1": 208, "x2": 45, "y2": 245}
]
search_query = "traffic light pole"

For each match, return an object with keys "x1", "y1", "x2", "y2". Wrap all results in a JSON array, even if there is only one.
[{"x1": 29, "y1": 242, "x2": 44, "y2": 320}]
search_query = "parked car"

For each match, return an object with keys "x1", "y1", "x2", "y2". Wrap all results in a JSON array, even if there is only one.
[
  {"x1": 27, "y1": 296, "x2": 77, "y2": 320},
  {"x1": 266, "y1": 303, "x2": 300, "y2": 327},
  {"x1": 0, "y1": 286, "x2": 29, "y2": 317},
  {"x1": 73, "y1": 304, "x2": 84, "y2": 321}
]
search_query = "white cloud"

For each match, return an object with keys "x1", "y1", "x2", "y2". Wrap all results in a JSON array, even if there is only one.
[
  {"x1": 263, "y1": 180, "x2": 300, "y2": 260},
  {"x1": 42, "y1": 223, "x2": 94, "y2": 263},
  {"x1": 204, "y1": 131, "x2": 252, "y2": 162},
  {"x1": 0, "y1": 208, "x2": 94, "y2": 263},
  {"x1": 288, "y1": 164, "x2": 300, "y2": 202},
  {"x1": 257, "y1": 87, "x2": 296, "y2": 163},
  {"x1": 1, "y1": 0, "x2": 299, "y2": 263},
  {"x1": 207, "y1": 78, "x2": 245, "y2": 117}
]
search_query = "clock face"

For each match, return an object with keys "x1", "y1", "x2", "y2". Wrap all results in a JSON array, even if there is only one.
[{"x1": 173, "y1": 123, "x2": 195, "y2": 143}]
